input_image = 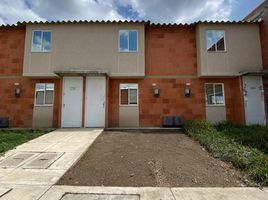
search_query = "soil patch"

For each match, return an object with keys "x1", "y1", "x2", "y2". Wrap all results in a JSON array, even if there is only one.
[{"x1": 57, "y1": 131, "x2": 250, "y2": 187}]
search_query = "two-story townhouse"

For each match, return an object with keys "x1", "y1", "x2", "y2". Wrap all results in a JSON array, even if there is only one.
[
  {"x1": 0, "y1": 19, "x2": 266, "y2": 128},
  {"x1": 244, "y1": 0, "x2": 268, "y2": 125}
]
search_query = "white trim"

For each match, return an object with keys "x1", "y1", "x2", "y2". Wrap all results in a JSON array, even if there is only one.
[
  {"x1": 118, "y1": 30, "x2": 138, "y2": 52},
  {"x1": 206, "y1": 30, "x2": 226, "y2": 52},
  {"x1": 31, "y1": 30, "x2": 52, "y2": 53},
  {"x1": 119, "y1": 83, "x2": 139, "y2": 106},
  {"x1": 205, "y1": 83, "x2": 225, "y2": 106},
  {"x1": 34, "y1": 83, "x2": 54, "y2": 106}
]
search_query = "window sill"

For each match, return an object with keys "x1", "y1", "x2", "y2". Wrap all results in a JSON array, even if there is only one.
[
  {"x1": 118, "y1": 51, "x2": 138, "y2": 53},
  {"x1": 120, "y1": 104, "x2": 138, "y2": 107},
  {"x1": 34, "y1": 104, "x2": 54, "y2": 107},
  {"x1": 207, "y1": 50, "x2": 227, "y2": 53},
  {"x1": 31, "y1": 51, "x2": 51, "y2": 53},
  {"x1": 206, "y1": 104, "x2": 225, "y2": 107}
]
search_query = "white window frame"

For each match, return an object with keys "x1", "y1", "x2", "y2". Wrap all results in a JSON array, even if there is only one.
[
  {"x1": 205, "y1": 83, "x2": 225, "y2": 106},
  {"x1": 31, "y1": 30, "x2": 52, "y2": 52},
  {"x1": 34, "y1": 83, "x2": 54, "y2": 106},
  {"x1": 119, "y1": 83, "x2": 139, "y2": 106},
  {"x1": 206, "y1": 30, "x2": 226, "y2": 52},
  {"x1": 118, "y1": 30, "x2": 138, "y2": 52}
]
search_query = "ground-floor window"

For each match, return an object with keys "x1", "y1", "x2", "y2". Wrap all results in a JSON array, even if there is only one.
[
  {"x1": 35, "y1": 83, "x2": 54, "y2": 106},
  {"x1": 120, "y1": 83, "x2": 138, "y2": 106},
  {"x1": 205, "y1": 83, "x2": 225, "y2": 105}
]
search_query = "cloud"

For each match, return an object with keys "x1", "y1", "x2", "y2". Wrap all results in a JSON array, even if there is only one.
[
  {"x1": 115, "y1": 0, "x2": 237, "y2": 23},
  {"x1": 0, "y1": 0, "x2": 237, "y2": 25}
]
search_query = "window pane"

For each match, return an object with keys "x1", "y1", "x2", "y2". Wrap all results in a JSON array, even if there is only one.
[
  {"x1": 206, "y1": 30, "x2": 225, "y2": 51},
  {"x1": 215, "y1": 31, "x2": 225, "y2": 51},
  {"x1": 45, "y1": 90, "x2": 54, "y2": 104},
  {"x1": 129, "y1": 31, "x2": 137, "y2": 51},
  {"x1": 119, "y1": 31, "x2": 129, "y2": 52},
  {"x1": 215, "y1": 84, "x2": 224, "y2": 104},
  {"x1": 36, "y1": 91, "x2": 44, "y2": 105},
  {"x1": 32, "y1": 31, "x2": 42, "y2": 52},
  {"x1": 120, "y1": 89, "x2": 129, "y2": 105},
  {"x1": 46, "y1": 83, "x2": 54, "y2": 91},
  {"x1": 206, "y1": 31, "x2": 215, "y2": 51},
  {"x1": 42, "y1": 31, "x2": 51, "y2": 52},
  {"x1": 205, "y1": 84, "x2": 214, "y2": 105},
  {"x1": 36, "y1": 83, "x2": 45, "y2": 91},
  {"x1": 129, "y1": 89, "x2": 137, "y2": 104}
]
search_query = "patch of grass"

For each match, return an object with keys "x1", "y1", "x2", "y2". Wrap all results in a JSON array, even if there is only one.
[
  {"x1": 184, "y1": 120, "x2": 268, "y2": 186},
  {"x1": 0, "y1": 129, "x2": 48, "y2": 154},
  {"x1": 215, "y1": 122, "x2": 268, "y2": 153}
]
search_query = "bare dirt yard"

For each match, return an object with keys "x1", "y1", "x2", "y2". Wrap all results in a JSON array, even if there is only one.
[{"x1": 57, "y1": 131, "x2": 250, "y2": 187}]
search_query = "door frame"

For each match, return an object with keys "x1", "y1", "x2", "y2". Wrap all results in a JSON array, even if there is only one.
[
  {"x1": 61, "y1": 77, "x2": 83, "y2": 128},
  {"x1": 85, "y1": 76, "x2": 106, "y2": 128}
]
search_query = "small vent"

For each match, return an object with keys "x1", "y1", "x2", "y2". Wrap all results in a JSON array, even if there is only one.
[
  {"x1": 0, "y1": 117, "x2": 9, "y2": 128},
  {"x1": 162, "y1": 116, "x2": 174, "y2": 127}
]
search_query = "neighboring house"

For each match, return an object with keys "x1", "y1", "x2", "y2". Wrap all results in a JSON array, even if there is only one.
[
  {"x1": 244, "y1": 0, "x2": 268, "y2": 127},
  {"x1": 0, "y1": 18, "x2": 266, "y2": 128}
]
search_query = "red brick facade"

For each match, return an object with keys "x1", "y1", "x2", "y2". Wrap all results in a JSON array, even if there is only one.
[
  {"x1": 0, "y1": 24, "x2": 260, "y2": 128},
  {"x1": 0, "y1": 27, "x2": 25, "y2": 76},
  {"x1": 108, "y1": 77, "x2": 245, "y2": 127},
  {"x1": 108, "y1": 26, "x2": 245, "y2": 127},
  {"x1": 0, "y1": 27, "x2": 60, "y2": 128},
  {"x1": 0, "y1": 78, "x2": 60, "y2": 127}
]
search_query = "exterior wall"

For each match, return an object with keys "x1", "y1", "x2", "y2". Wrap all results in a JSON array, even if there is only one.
[
  {"x1": 206, "y1": 106, "x2": 226, "y2": 123},
  {"x1": 108, "y1": 77, "x2": 245, "y2": 127},
  {"x1": 0, "y1": 27, "x2": 25, "y2": 76},
  {"x1": 0, "y1": 25, "x2": 60, "y2": 128},
  {"x1": 196, "y1": 23, "x2": 263, "y2": 77},
  {"x1": 23, "y1": 23, "x2": 145, "y2": 77},
  {"x1": 32, "y1": 106, "x2": 54, "y2": 128},
  {"x1": 119, "y1": 106, "x2": 139, "y2": 127},
  {"x1": 0, "y1": 77, "x2": 60, "y2": 128},
  {"x1": 108, "y1": 26, "x2": 246, "y2": 127},
  {"x1": 145, "y1": 26, "x2": 197, "y2": 76}
]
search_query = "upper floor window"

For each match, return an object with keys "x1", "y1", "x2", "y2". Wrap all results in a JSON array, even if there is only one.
[
  {"x1": 120, "y1": 83, "x2": 138, "y2": 105},
  {"x1": 205, "y1": 83, "x2": 225, "y2": 105},
  {"x1": 32, "y1": 30, "x2": 51, "y2": 52},
  {"x1": 206, "y1": 30, "x2": 225, "y2": 52},
  {"x1": 35, "y1": 83, "x2": 54, "y2": 106},
  {"x1": 119, "y1": 30, "x2": 138, "y2": 52}
]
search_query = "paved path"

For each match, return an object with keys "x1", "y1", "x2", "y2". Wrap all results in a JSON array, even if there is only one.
[
  {"x1": 39, "y1": 186, "x2": 268, "y2": 200},
  {"x1": 0, "y1": 128, "x2": 102, "y2": 200},
  {"x1": 0, "y1": 129, "x2": 267, "y2": 200}
]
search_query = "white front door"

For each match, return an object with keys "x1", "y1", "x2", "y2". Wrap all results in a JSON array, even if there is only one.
[
  {"x1": 85, "y1": 77, "x2": 106, "y2": 127},
  {"x1": 61, "y1": 77, "x2": 83, "y2": 127},
  {"x1": 243, "y1": 76, "x2": 266, "y2": 125}
]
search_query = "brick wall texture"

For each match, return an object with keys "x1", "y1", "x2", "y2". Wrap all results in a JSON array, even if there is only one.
[
  {"x1": 0, "y1": 27, "x2": 60, "y2": 128},
  {"x1": 108, "y1": 26, "x2": 245, "y2": 127},
  {"x1": 0, "y1": 25, "x2": 255, "y2": 128}
]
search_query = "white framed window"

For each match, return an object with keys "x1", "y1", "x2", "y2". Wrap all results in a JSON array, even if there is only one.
[
  {"x1": 205, "y1": 83, "x2": 225, "y2": 105},
  {"x1": 120, "y1": 83, "x2": 138, "y2": 106},
  {"x1": 119, "y1": 30, "x2": 138, "y2": 52},
  {"x1": 31, "y1": 30, "x2": 52, "y2": 52},
  {"x1": 206, "y1": 30, "x2": 226, "y2": 52},
  {"x1": 35, "y1": 83, "x2": 54, "y2": 106}
]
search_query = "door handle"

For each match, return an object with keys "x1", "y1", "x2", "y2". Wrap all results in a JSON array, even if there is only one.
[{"x1": 63, "y1": 104, "x2": 65, "y2": 108}]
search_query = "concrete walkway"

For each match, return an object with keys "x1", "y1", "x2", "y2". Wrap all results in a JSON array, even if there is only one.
[
  {"x1": 0, "y1": 129, "x2": 268, "y2": 200},
  {"x1": 39, "y1": 186, "x2": 268, "y2": 200},
  {"x1": 0, "y1": 128, "x2": 103, "y2": 200}
]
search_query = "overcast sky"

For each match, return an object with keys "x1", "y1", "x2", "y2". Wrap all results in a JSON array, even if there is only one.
[{"x1": 0, "y1": 0, "x2": 264, "y2": 25}]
